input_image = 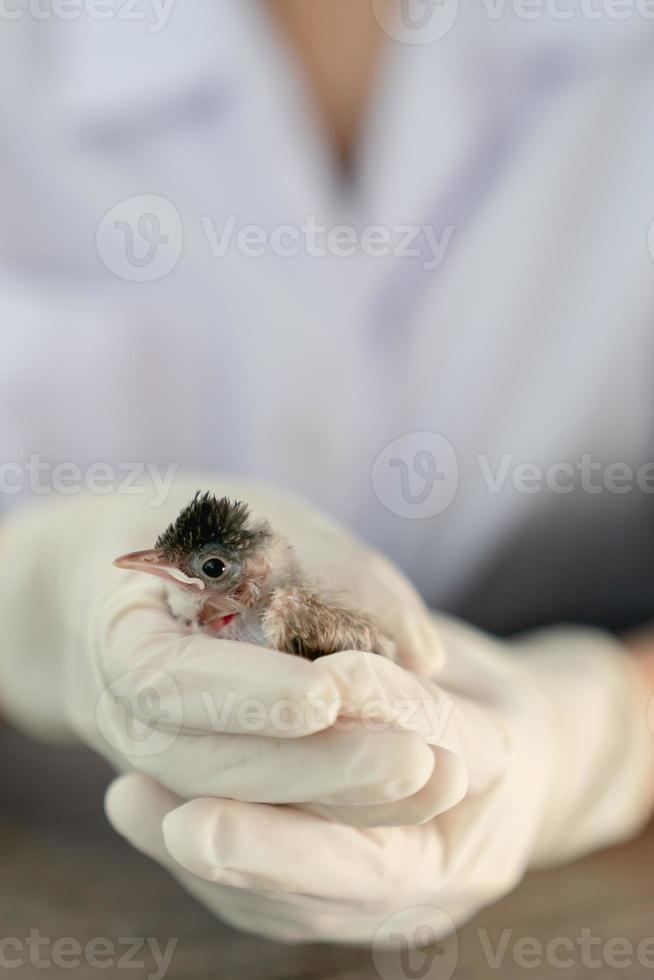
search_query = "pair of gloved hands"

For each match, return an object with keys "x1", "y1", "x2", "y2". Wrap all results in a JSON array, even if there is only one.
[{"x1": 0, "y1": 478, "x2": 652, "y2": 946}]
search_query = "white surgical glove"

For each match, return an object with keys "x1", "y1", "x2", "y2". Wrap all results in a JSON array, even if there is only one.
[
  {"x1": 105, "y1": 615, "x2": 654, "y2": 946},
  {"x1": 0, "y1": 478, "x2": 446, "y2": 823}
]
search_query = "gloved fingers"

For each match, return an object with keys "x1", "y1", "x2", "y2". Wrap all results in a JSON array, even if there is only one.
[
  {"x1": 103, "y1": 774, "x2": 300, "y2": 937},
  {"x1": 96, "y1": 580, "x2": 342, "y2": 739},
  {"x1": 322, "y1": 651, "x2": 510, "y2": 795},
  {"x1": 106, "y1": 774, "x2": 467, "y2": 946},
  {"x1": 323, "y1": 650, "x2": 455, "y2": 740},
  {"x1": 161, "y1": 795, "x2": 443, "y2": 908},
  {"x1": 301, "y1": 745, "x2": 468, "y2": 827},
  {"x1": 105, "y1": 775, "x2": 384, "y2": 945},
  {"x1": 100, "y1": 600, "x2": 447, "y2": 749},
  {"x1": 105, "y1": 772, "x2": 183, "y2": 866},
  {"x1": 98, "y1": 592, "x2": 507, "y2": 804},
  {"x1": 99, "y1": 602, "x2": 504, "y2": 804},
  {"x1": 98, "y1": 702, "x2": 436, "y2": 806},
  {"x1": 97, "y1": 583, "x2": 460, "y2": 751}
]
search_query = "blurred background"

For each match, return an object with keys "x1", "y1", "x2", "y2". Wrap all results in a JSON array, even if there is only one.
[{"x1": 1, "y1": 0, "x2": 654, "y2": 975}]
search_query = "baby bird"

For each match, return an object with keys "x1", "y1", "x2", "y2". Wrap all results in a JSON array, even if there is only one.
[{"x1": 113, "y1": 492, "x2": 396, "y2": 661}]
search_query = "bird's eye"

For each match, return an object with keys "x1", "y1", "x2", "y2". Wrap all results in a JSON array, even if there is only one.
[{"x1": 202, "y1": 558, "x2": 226, "y2": 579}]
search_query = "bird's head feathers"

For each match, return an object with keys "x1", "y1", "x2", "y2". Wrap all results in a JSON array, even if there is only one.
[{"x1": 155, "y1": 491, "x2": 271, "y2": 561}]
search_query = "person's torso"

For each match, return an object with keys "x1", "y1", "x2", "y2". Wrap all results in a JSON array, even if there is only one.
[{"x1": 1, "y1": 1, "x2": 654, "y2": 633}]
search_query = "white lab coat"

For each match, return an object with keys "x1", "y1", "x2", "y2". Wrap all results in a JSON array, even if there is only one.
[{"x1": 1, "y1": 0, "x2": 654, "y2": 634}]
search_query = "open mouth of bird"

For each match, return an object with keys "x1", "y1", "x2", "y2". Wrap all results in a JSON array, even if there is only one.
[{"x1": 198, "y1": 607, "x2": 239, "y2": 633}]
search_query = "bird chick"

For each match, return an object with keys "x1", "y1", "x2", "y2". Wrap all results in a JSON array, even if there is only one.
[{"x1": 113, "y1": 492, "x2": 396, "y2": 661}]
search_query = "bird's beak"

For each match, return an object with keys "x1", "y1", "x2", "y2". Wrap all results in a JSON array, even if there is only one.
[{"x1": 113, "y1": 549, "x2": 205, "y2": 591}]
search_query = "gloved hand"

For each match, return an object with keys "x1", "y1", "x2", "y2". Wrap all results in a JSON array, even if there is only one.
[
  {"x1": 0, "y1": 478, "x2": 448, "y2": 823},
  {"x1": 105, "y1": 615, "x2": 654, "y2": 946}
]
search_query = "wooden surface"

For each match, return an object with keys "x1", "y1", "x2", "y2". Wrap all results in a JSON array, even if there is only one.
[{"x1": 2, "y1": 727, "x2": 654, "y2": 980}]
